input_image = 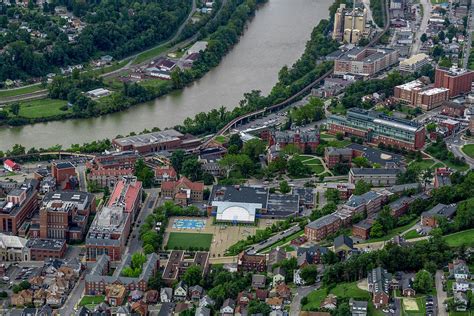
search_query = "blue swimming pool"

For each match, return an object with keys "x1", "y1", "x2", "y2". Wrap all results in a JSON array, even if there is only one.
[{"x1": 172, "y1": 219, "x2": 206, "y2": 229}]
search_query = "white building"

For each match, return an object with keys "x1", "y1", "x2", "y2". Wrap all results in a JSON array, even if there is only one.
[
  {"x1": 0, "y1": 233, "x2": 30, "y2": 261},
  {"x1": 399, "y1": 53, "x2": 430, "y2": 74},
  {"x1": 86, "y1": 88, "x2": 111, "y2": 98}
]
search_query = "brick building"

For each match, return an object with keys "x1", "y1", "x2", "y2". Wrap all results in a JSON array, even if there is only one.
[
  {"x1": 324, "y1": 147, "x2": 353, "y2": 168},
  {"x1": 30, "y1": 191, "x2": 95, "y2": 241},
  {"x1": 322, "y1": 183, "x2": 355, "y2": 200},
  {"x1": 0, "y1": 179, "x2": 38, "y2": 235},
  {"x1": 305, "y1": 214, "x2": 343, "y2": 241},
  {"x1": 328, "y1": 108, "x2": 426, "y2": 150},
  {"x1": 349, "y1": 168, "x2": 400, "y2": 186},
  {"x1": 162, "y1": 251, "x2": 209, "y2": 285},
  {"x1": 112, "y1": 129, "x2": 201, "y2": 154},
  {"x1": 421, "y1": 203, "x2": 457, "y2": 228},
  {"x1": 107, "y1": 176, "x2": 142, "y2": 219},
  {"x1": 85, "y1": 253, "x2": 159, "y2": 295},
  {"x1": 161, "y1": 177, "x2": 203, "y2": 206},
  {"x1": 394, "y1": 80, "x2": 449, "y2": 111},
  {"x1": 334, "y1": 47, "x2": 399, "y2": 77},
  {"x1": 26, "y1": 239, "x2": 67, "y2": 261},
  {"x1": 434, "y1": 66, "x2": 474, "y2": 98},
  {"x1": 88, "y1": 169, "x2": 134, "y2": 189},
  {"x1": 269, "y1": 129, "x2": 320, "y2": 153},
  {"x1": 86, "y1": 152, "x2": 138, "y2": 189},
  {"x1": 440, "y1": 101, "x2": 466, "y2": 117},
  {"x1": 155, "y1": 166, "x2": 177, "y2": 184},
  {"x1": 237, "y1": 252, "x2": 267, "y2": 273},
  {"x1": 368, "y1": 267, "x2": 391, "y2": 308},
  {"x1": 51, "y1": 162, "x2": 76, "y2": 190},
  {"x1": 352, "y1": 218, "x2": 375, "y2": 239}
]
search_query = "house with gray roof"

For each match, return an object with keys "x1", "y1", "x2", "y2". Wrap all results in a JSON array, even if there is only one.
[
  {"x1": 421, "y1": 203, "x2": 457, "y2": 228},
  {"x1": 349, "y1": 298, "x2": 368, "y2": 316},
  {"x1": 349, "y1": 168, "x2": 401, "y2": 186},
  {"x1": 368, "y1": 267, "x2": 391, "y2": 308}
]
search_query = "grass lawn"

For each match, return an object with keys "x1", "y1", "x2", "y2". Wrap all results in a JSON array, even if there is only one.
[
  {"x1": 329, "y1": 102, "x2": 347, "y2": 115},
  {"x1": 308, "y1": 164, "x2": 325, "y2": 174},
  {"x1": 320, "y1": 132, "x2": 335, "y2": 140},
  {"x1": 138, "y1": 78, "x2": 171, "y2": 89},
  {"x1": 444, "y1": 160, "x2": 470, "y2": 172},
  {"x1": 430, "y1": 0, "x2": 447, "y2": 4},
  {"x1": 303, "y1": 282, "x2": 370, "y2": 311},
  {"x1": 327, "y1": 139, "x2": 352, "y2": 148},
  {"x1": 88, "y1": 59, "x2": 130, "y2": 76},
  {"x1": 261, "y1": 230, "x2": 304, "y2": 253},
  {"x1": 16, "y1": 99, "x2": 69, "y2": 118},
  {"x1": 443, "y1": 229, "x2": 474, "y2": 247},
  {"x1": 408, "y1": 159, "x2": 435, "y2": 171},
  {"x1": 461, "y1": 144, "x2": 474, "y2": 159},
  {"x1": 404, "y1": 229, "x2": 421, "y2": 239},
  {"x1": 166, "y1": 232, "x2": 213, "y2": 250},
  {"x1": 79, "y1": 295, "x2": 105, "y2": 306},
  {"x1": 450, "y1": 312, "x2": 474, "y2": 316},
  {"x1": 133, "y1": 44, "x2": 171, "y2": 65},
  {"x1": 215, "y1": 135, "x2": 228, "y2": 144},
  {"x1": 0, "y1": 84, "x2": 44, "y2": 98},
  {"x1": 362, "y1": 218, "x2": 419, "y2": 243}
]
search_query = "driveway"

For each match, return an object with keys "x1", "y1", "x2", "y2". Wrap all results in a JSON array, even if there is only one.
[
  {"x1": 436, "y1": 270, "x2": 448, "y2": 316},
  {"x1": 290, "y1": 284, "x2": 319, "y2": 315}
]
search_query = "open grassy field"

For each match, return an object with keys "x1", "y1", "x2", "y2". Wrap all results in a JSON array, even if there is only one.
[
  {"x1": 450, "y1": 312, "x2": 474, "y2": 316},
  {"x1": 17, "y1": 99, "x2": 69, "y2": 118},
  {"x1": 293, "y1": 155, "x2": 326, "y2": 175},
  {"x1": 408, "y1": 159, "x2": 435, "y2": 171},
  {"x1": 215, "y1": 135, "x2": 228, "y2": 144},
  {"x1": 444, "y1": 160, "x2": 470, "y2": 172},
  {"x1": 461, "y1": 144, "x2": 474, "y2": 159},
  {"x1": 303, "y1": 282, "x2": 371, "y2": 311},
  {"x1": 326, "y1": 139, "x2": 352, "y2": 148},
  {"x1": 0, "y1": 84, "x2": 44, "y2": 98},
  {"x1": 404, "y1": 229, "x2": 421, "y2": 239},
  {"x1": 133, "y1": 44, "x2": 171, "y2": 65},
  {"x1": 166, "y1": 232, "x2": 213, "y2": 250},
  {"x1": 79, "y1": 295, "x2": 105, "y2": 306},
  {"x1": 443, "y1": 229, "x2": 474, "y2": 247},
  {"x1": 362, "y1": 218, "x2": 418, "y2": 243}
]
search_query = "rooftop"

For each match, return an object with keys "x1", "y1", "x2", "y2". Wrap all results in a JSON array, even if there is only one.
[
  {"x1": 26, "y1": 238, "x2": 65, "y2": 250},
  {"x1": 350, "y1": 168, "x2": 401, "y2": 176},
  {"x1": 113, "y1": 129, "x2": 184, "y2": 147}
]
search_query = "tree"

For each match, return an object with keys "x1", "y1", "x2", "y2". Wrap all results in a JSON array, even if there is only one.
[
  {"x1": 336, "y1": 132, "x2": 344, "y2": 141},
  {"x1": 219, "y1": 154, "x2": 254, "y2": 178},
  {"x1": 171, "y1": 150, "x2": 186, "y2": 174},
  {"x1": 279, "y1": 180, "x2": 291, "y2": 194},
  {"x1": 134, "y1": 159, "x2": 154, "y2": 188},
  {"x1": 300, "y1": 265, "x2": 318, "y2": 284},
  {"x1": 413, "y1": 270, "x2": 432, "y2": 294},
  {"x1": 282, "y1": 144, "x2": 302, "y2": 155},
  {"x1": 352, "y1": 156, "x2": 371, "y2": 168},
  {"x1": 181, "y1": 157, "x2": 203, "y2": 181},
  {"x1": 370, "y1": 221, "x2": 384, "y2": 238},
  {"x1": 325, "y1": 188, "x2": 340, "y2": 204},
  {"x1": 182, "y1": 265, "x2": 202, "y2": 286},
  {"x1": 242, "y1": 139, "x2": 266, "y2": 162},
  {"x1": 287, "y1": 157, "x2": 311, "y2": 177},
  {"x1": 421, "y1": 33, "x2": 428, "y2": 43},
  {"x1": 228, "y1": 134, "x2": 243, "y2": 150},
  {"x1": 9, "y1": 102, "x2": 20, "y2": 116},
  {"x1": 247, "y1": 300, "x2": 271, "y2": 315},
  {"x1": 426, "y1": 122, "x2": 437, "y2": 133},
  {"x1": 354, "y1": 180, "x2": 372, "y2": 195}
]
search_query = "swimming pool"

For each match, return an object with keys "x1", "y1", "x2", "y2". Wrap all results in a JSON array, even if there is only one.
[{"x1": 172, "y1": 219, "x2": 206, "y2": 230}]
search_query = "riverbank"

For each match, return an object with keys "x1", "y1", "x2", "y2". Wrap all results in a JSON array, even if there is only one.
[
  {"x1": 0, "y1": 0, "x2": 334, "y2": 151},
  {"x1": 0, "y1": 0, "x2": 266, "y2": 127}
]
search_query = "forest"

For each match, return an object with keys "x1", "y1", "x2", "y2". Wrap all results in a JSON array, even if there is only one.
[{"x1": 0, "y1": 0, "x2": 191, "y2": 80}]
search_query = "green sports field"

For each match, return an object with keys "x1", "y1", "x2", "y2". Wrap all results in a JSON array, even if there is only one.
[{"x1": 166, "y1": 232, "x2": 213, "y2": 250}]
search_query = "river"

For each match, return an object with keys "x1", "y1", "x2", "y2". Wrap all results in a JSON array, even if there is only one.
[{"x1": 0, "y1": 0, "x2": 332, "y2": 151}]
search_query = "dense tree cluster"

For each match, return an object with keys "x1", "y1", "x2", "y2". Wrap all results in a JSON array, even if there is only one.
[{"x1": 0, "y1": 0, "x2": 191, "y2": 80}]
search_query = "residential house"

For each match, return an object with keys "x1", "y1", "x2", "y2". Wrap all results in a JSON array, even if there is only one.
[
  {"x1": 237, "y1": 252, "x2": 266, "y2": 273},
  {"x1": 402, "y1": 278, "x2": 416, "y2": 297},
  {"x1": 145, "y1": 290, "x2": 159, "y2": 304},
  {"x1": 455, "y1": 292, "x2": 468, "y2": 311},
  {"x1": 272, "y1": 267, "x2": 286, "y2": 285},
  {"x1": 334, "y1": 235, "x2": 354, "y2": 259},
  {"x1": 266, "y1": 297, "x2": 284, "y2": 310},
  {"x1": 105, "y1": 284, "x2": 127, "y2": 306},
  {"x1": 275, "y1": 283, "x2": 292, "y2": 303},
  {"x1": 160, "y1": 287, "x2": 173, "y2": 303},
  {"x1": 11, "y1": 290, "x2": 33, "y2": 307},
  {"x1": 196, "y1": 306, "x2": 212, "y2": 316},
  {"x1": 189, "y1": 285, "x2": 204, "y2": 301},
  {"x1": 453, "y1": 279, "x2": 470, "y2": 292},
  {"x1": 368, "y1": 267, "x2": 391, "y2": 308},
  {"x1": 161, "y1": 177, "x2": 204, "y2": 206},
  {"x1": 267, "y1": 247, "x2": 286, "y2": 272},
  {"x1": 349, "y1": 298, "x2": 368, "y2": 316},
  {"x1": 421, "y1": 203, "x2": 457, "y2": 227},
  {"x1": 252, "y1": 274, "x2": 266, "y2": 289},
  {"x1": 220, "y1": 298, "x2": 235, "y2": 316},
  {"x1": 199, "y1": 295, "x2": 215, "y2": 308},
  {"x1": 297, "y1": 244, "x2": 328, "y2": 266},
  {"x1": 449, "y1": 259, "x2": 470, "y2": 279},
  {"x1": 174, "y1": 281, "x2": 188, "y2": 301},
  {"x1": 320, "y1": 294, "x2": 337, "y2": 310}
]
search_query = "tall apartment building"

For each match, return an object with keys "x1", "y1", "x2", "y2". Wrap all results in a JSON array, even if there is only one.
[
  {"x1": 334, "y1": 47, "x2": 399, "y2": 77},
  {"x1": 327, "y1": 108, "x2": 426, "y2": 150},
  {"x1": 394, "y1": 80, "x2": 449, "y2": 111},
  {"x1": 332, "y1": 4, "x2": 367, "y2": 44},
  {"x1": 31, "y1": 191, "x2": 96, "y2": 241},
  {"x1": 0, "y1": 179, "x2": 38, "y2": 235},
  {"x1": 398, "y1": 54, "x2": 430, "y2": 73},
  {"x1": 106, "y1": 176, "x2": 142, "y2": 219},
  {"x1": 434, "y1": 66, "x2": 474, "y2": 98},
  {"x1": 86, "y1": 177, "x2": 141, "y2": 262}
]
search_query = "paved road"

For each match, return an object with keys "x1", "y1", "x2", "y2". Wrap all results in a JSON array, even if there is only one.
[
  {"x1": 59, "y1": 275, "x2": 85, "y2": 316},
  {"x1": 247, "y1": 224, "x2": 301, "y2": 255},
  {"x1": 362, "y1": 0, "x2": 381, "y2": 30},
  {"x1": 446, "y1": 130, "x2": 474, "y2": 168},
  {"x1": 411, "y1": 0, "x2": 431, "y2": 56},
  {"x1": 436, "y1": 270, "x2": 448, "y2": 316},
  {"x1": 290, "y1": 284, "x2": 319, "y2": 315},
  {"x1": 0, "y1": 90, "x2": 48, "y2": 105},
  {"x1": 463, "y1": 4, "x2": 474, "y2": 67},
  {"x1": 126, "y1": 189, "x2": 159, "y2": 254}
]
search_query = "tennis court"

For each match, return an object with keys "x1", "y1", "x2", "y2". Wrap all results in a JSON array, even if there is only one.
[{"x1": 172, "y1": 218, "x2": 206, "y2": 230}]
